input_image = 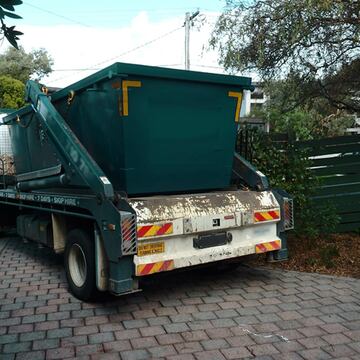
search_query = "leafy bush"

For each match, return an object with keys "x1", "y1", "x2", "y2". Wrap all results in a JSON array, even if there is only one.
[
  {"x1": 0, "y1": 75, "x2": 25, "y2": 109},
  {"x1": 243, "y1": 128, "x2": 339, "y2": 238}
]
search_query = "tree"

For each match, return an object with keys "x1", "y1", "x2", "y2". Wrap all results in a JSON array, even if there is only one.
[
  {"x1": 210, "y1": 0, "x2": 360, "y2": 112},
  {"x1": 0, "y1": 75, "x2": 25, "y2": 108},
  {"x1": 0, "y1": 46, "x2": 53, "y2": 83},
  {"x1": 0, "y1": 0, "x2": 23, "y2": 49}
]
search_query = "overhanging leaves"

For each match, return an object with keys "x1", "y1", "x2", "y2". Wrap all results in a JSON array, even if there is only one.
[{"x1": 0, "y1": 0, "x2": 23, "y2": 49}]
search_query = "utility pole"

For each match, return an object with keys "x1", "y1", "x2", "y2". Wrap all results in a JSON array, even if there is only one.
[{"x1": 184, "y1": 10, "x2": 199, "y2": 70}]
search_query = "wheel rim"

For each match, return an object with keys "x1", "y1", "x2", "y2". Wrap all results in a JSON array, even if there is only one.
[{"x1": 68, "y1": 243, "x2": 87, "y2": 287}]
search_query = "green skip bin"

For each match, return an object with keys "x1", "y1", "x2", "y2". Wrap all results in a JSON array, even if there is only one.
[{"x1": 9, "y1": 62, "x2": 254, "y2": 195}]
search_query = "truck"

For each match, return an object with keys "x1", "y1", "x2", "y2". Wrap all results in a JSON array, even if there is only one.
[{"x1": 0, "y1": 63, "x2": 293, "y2": 301}]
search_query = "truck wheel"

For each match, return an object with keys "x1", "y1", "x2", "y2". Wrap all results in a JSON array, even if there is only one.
[{"x1": 64, "y1": 229, "x2": 97, "y2": 301}]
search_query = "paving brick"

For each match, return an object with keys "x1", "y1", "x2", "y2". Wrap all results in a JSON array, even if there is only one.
[
  {"x1": 46, "y1": 347, "x2": 75, "y2": 359},
  {"x1": 323, "y1": 344, "x2": 356, "y2": 358},
  {"x1": 139, "y1": 325, "x2": 165, "y2": 337},
  {"x1": 167, "y1": 354, "x2": 195, "y2": 360},
  {"x1": 201, "y1": 338, "x2": 229, "y2": 351},
  {"x1": 34, "y1": 320, "x2": 59, "y2": 331},
  {"x1": 345, "y1": 330, "x2": 360, "y2": 341},
  {"x1": 246, "y1": 343, "x2": 280, "y2": 356},
  {"x1": 15, "y1": 350, "x2": 45, "y2": 360},
  {"x1": 156, "y1": 333, "x2": 183, "y2": 345},
  {"x1": 7, "y1": 323, "x2": 33, "y2": 334},
  {"x1": 88, "y1": 332, "x2": 115, "y2": 344},
  {"x1": 123, "y1": 319, "x2": 148, "y2": 329},
  {"x1": 273, "y1": 340, "x2": 304, "y2": 352},
  {"x1": 146, "y1": 315, "x2": 172, "y2": 327},
  {"x1": 194, "y1": 349, "x2": 226, "y2": 360},
  {"x1": 227, "y1": 335, "x2": 255, "y2": 347},
  {"x1": 299, "y1": 348, "x2": 332, "y2": 359},
  {"x1": 298, "y1": 336, "x2": 328, "y2": 349},
  {"x1": 205, "y1": 327, "x2": 232, "y2": 339},
  {"x1": 164, "y1": 322, "x2": 190, "y2": 333},
  {"x1": 84, "y1": 315, "x2": 109, "y2": 325},
  {"x1": 0, "y1": 334, "x2": 18, "y2": 344},
  {"x1": 20, "y1": 331, "x2": 46, "y2": 342},
  {"x1": 22, "y1": 314, "x2": 46, "y2": 324},
  {"x1": 131, "y1": 336, "x2": 158, "y2": 349},
  {"x1": 220, "y1": 346, "x2": 252, "y2": 359},
  {"x1": 47, "y1": 327, "x2": 72, "y2": 338},
  {"x1": 120, "y1": 349, "x2": 150, "y2": 360},
  {"x1": 175, "y1": 341, "x2": 203, "y2": 354},
  {"x1": 61, "y1": 335, "x2": 88, "y2": 347},
  {"x1": 322, "y1": 333, "x2": 351, "y2": 345},
  {"x1": 33, "y1": 338, "x2": 60, "y2": 350},
  {"x1": 197, "y1": 303, "x2": 221, "y2": 312},
  {"x1": 147, "y1": 344, "x2": 177, "y2": 357},
  {"x1": 102, "y1": 340, "x2": 132, "y2": 352},
  {"x1": 76, "y1": 344, "x2": 103, "y2": 356},
  {"x1": 74, "y1": 325, "x2": 99, "y2": 335},
  {"x1": 2, "y1": 341, "x2": 31, "y2": 353},
  {"x1": 170, "y1": 313, "x2": 193, "y2": 323},
  {"x1": 115, "y1": 328, "x2": 140, "y2": 340}
]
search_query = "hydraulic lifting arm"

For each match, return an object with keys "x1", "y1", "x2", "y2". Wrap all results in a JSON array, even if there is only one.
[{"x1": 24, "y1": 80, "x2": 115, "y2": 200}]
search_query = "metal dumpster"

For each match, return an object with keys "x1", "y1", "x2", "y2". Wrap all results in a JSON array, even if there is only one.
[{"x1": 9, "y1": 62, "x2": 253, "y2": 195}]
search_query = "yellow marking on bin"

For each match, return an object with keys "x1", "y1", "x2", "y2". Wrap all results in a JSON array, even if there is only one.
[
  {"x1": 228, "y1": 91, "x2": 243, "y2": 122},
  {"x1": 122, "y1": 80, "x2": 142, "y2": 116}
]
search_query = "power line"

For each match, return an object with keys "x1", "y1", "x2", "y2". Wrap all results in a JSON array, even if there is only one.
[
  {"x1": 48, "y1": 26, "x2": 183, "y2": 84},
  {"x1": 23, "y1": 2, "x2": 93, "y2": 27}
]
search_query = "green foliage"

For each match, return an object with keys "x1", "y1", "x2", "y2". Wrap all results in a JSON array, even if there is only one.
[
  {"x1": 0, "y1": 46, "x2": 53, "y2": 83},
  {"x1": 260, "y1": 106, "x2": 354, "y2": 140},
  {"x1": 319, "y1": 244, "x2": 340, "y2": 268},
  {"x1": 210, "y1": 0, "x2": 360, "y2": 112},
  {"x1": 247, "y1": 128, "x2": 340, "y2": 238},
  {"x1": 298, "y1": 201, "x2": 340, "y2": 240},
  {"x1": 0, "y1": 0, "x2": 23, "y2": 49},
  {"x1": 0, "y1": 75, "x2": 25, "y2": 108}
]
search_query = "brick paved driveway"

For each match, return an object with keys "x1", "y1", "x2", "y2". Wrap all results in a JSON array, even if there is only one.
[{"x1": 1, "y1": 236, "x2": 360, "y2": 360}]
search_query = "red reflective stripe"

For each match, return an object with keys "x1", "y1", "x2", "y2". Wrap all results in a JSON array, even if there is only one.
[
  {"x1": 159, "y1": 260, "x2": 171, "y2": 271},
  {"x1": 270, "y1": 240, "x2": 281, "y2": 249},
  {"x1": 140, "y1": 263, "x2": 154, "y2": 276},
  {"x1": 268, "y1": 210, "x2": 280, "y2": 219},
  {"x1": 254, "y1": 212, "x2": 266, "y2": 222},
  {"x1": 137, "y1": 225, "x2": 152, "y2": 238},
  {"x1": 156, "y1": 223, "x2": 172, "y2": 236},
  {"x1": 256, "y1": 243, "x2": 267, "y2": 253}
]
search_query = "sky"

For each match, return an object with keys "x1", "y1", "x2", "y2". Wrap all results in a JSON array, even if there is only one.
[{"x1": 1, "y1": 0, "x2": 234, "y2": 87}]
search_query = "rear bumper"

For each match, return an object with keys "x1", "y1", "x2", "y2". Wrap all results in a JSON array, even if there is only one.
[{"x1": 134, "y1": 223, "x2": 280, "y2": 276}]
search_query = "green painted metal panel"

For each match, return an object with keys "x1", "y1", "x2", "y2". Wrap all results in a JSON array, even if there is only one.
[
  {"x1": 311, "y1": 154, "x2": 360, "y2": 167},
  {"x1": 297, "y1": 135, "x2": 360, "y2": 148},
  {"x1": 338, "y1": 212, "x2": 360, "y2": 223},
  {"x1": 8, "y1": 63, "x2": 253, "y2": 195},
  {"x1": 319, "y1": 174, "x2": 360, "y2": 186},
  {"x1": 300, "y1": 143, "x2": 360, "y2": 156},
  {"x1": 312, "y1": 164, "x2": 360, "y2": 177},
  {"x1": 336, "y1": 222, "x2": 360, "y2": 232},
  {"x1": 316, "y1": 183, "x2": 360, "y2": 197}
]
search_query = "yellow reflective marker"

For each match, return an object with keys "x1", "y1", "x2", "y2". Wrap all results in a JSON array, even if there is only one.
[
  {"x1": 228, "y1": 91, "x2": 243, "y2": 122},
  {"x1": 122, "y1": 80, "x2": 142, "y2": 116}
]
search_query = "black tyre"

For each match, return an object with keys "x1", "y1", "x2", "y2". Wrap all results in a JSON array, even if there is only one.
[{"x1": 64, "y1": 229, "x2": 97, "y2": 301}]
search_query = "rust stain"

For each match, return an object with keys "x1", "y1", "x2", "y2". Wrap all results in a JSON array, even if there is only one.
[{"x1": 129, "y1": 191, "x2": 278, "y2": 223}]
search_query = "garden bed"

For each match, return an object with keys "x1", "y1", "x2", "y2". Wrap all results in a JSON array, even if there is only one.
[{"x1": 244, "y1": 232, "x2": 360, "y2": 278}]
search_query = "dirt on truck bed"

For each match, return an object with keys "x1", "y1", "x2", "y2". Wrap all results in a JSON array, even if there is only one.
[{"x1": 244, "y1": 232, "x2": 360, "y2": 278}]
